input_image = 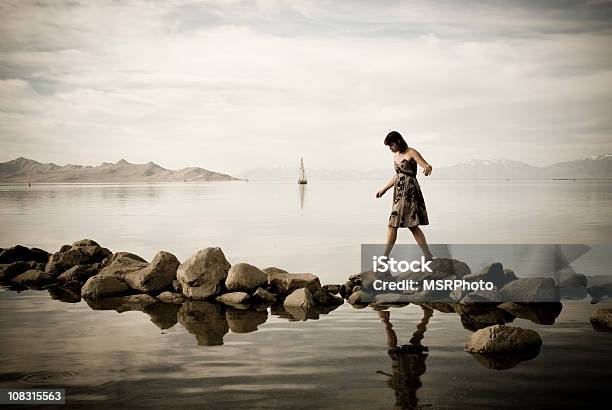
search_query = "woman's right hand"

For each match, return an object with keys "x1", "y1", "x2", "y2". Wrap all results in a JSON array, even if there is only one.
[{"x1": 376, "y1": 188, "x2": 386, "y2": 198}]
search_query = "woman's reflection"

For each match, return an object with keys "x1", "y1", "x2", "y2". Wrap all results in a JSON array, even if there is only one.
[{"x1": 377, "y1": 306, "x2": 433, "y2": 410}]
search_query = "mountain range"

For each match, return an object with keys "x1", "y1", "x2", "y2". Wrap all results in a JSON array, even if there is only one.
[
  {"x1": 239, "y1": 155, "x2": 612, "y2": 181},
  {"x1": 1, "y1": 155, "x2": 610, "y2": 183},
  {"x1": 0, "y1": 157, "x2": 240, "y2": 182}
]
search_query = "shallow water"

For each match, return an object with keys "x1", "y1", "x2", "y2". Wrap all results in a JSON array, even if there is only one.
[
  {"x1": 0, "y1": 289, "x2": 611, "y2": 409},
  {"x1": 1, "y1": 180, "x2": 611, "y2": 408}
]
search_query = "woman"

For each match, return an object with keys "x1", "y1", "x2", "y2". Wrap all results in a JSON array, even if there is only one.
[{"x1": 376, "y1": 131, "x2": 434, "y2": 260}]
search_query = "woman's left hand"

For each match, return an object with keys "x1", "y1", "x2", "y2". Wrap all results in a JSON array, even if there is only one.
[{"x1": 423, "y1": 165, "x2": 432, "y2": 176}]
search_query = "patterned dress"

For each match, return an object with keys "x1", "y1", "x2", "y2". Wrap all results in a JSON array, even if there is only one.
[{"x1": 388, "y1": 158, "x2": 429, "y2": 228}]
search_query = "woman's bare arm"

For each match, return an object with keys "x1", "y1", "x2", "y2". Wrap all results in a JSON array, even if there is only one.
[
  {"x1": 376, "y1": 173, "x2": 397, "y2": 197},
  {"x1": 409, "y1": 148, "x2": 433, "y2": 176}
]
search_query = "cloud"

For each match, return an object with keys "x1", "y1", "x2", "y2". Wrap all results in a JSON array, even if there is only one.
[{"x1": 1, "y1": 0, "x2": 611, "y2": 172}]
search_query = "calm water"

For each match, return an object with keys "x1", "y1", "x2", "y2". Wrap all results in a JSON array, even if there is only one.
[{"x1": 1, "y1": 180, "x2": 612, "y2": 409}]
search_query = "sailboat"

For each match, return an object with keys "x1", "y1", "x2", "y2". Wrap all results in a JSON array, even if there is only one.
[{"x1": 298, "y1": 157, "x2": 308, "y2": 184}]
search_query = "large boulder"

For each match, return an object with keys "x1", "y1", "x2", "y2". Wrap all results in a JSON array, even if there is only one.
[
  {"x1": 283, "y1": 287, "x2": 316, "y2": 309},
  {"x1": 560, "y1": 273, "x2": 587, "y2": 288},
  {"x1": 44, "y1": 241, "x2": 111, "y2": 276},
  {"x1": 57, "y1": 264, "x2": 100, "y2": 284},
  {"x1": 497, "y1": 302, "x2": 562, "y2": 325},
  {"x1": 464, "y1": 324, "x2": 542, "y2": 353},
  {"x1": 590, "y1": 308, "x2": 612, "y2": 332},
  {"x1": 588, "y1": 282, "x2": 612, "y2": 301},
  {"x1": 225, "y1": 263, "x2": 267, "y2": 292},
  {"x1": 157, "y1": 291, "x2": 186, "y2": 304},
  {"x1": 12, "y1": 269, "x2": 55, "y2": 286},
  {"x1": 500, "y1": 277, "x2": 558, "y2": 302},
  {"x1": 71, "y1": 239, "x2": 100, "y2": 247},
  {"x1": 124, "y1": 251, "x2": 180, "y2": 294},
  {"x1": 97, "y1": 252, "x2": 149, "y2": 278},
  {"x1": 0, "y1": 245, "x2": 50, "y2": 264},
  {"x1": 348, "y1": 290, "x2": 373, "y2": 305},
  {"x1": 176, "y1": 247, "x2": 231, "y2": 299},
  {"x1": 461, "y1": 288, "x2": 503, "y2": 304},
  {"x1": 463, "y1": 263, "x2": 517, "y2": 288},
  {"x1": 312, "y1": 290, "x2": 344, "y2": 306},
  {"x1": 267, "y1": 271, "x2": 322, "y2": 295},
  {"x1": 252, "y1": 287, "x2": 277, "y2": 303},
  {"x1": 82, "y1": 275, "x2": 130, "y2": 299}
]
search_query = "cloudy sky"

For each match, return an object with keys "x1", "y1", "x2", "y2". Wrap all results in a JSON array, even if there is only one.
[{"x1": 1, "y1": 0, "x2": 611, "y2": 175}]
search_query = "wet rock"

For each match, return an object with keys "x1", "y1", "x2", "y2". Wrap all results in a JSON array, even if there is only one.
[
  {"x1": 124, "y1": 251, "x2": 180, "y2": 293},
  {"x1": 226, "y1": 308, "x2": 268, "y2": 333},
  {"x1": 312, "y1": 290, "x2": 344, "y2": 306},
  {"x1": 590, "y1": 308, "x2": 612, "y2": 332},
  {"x1": 225, "y1": 263, "x2": 267, "y2": 292},
  {"x1": 284, "y1": 287, "x2": 316, "y2": 309},
  {"x1": 0, "y1": 261, "x2": 45, "y2": 282},
  {"x1": 267, "y1": 271, "x2": 322, "y2": 295},
  {"x1": 156, "y1": 291, "x2": 186, "y2": 304},
  {"x1": 176, "y1": 247, "x2": 231, "y2": 299},
  {"x1": 0, "y1": 245, "x2": 50, "y2": 264},
  {"x1": 455, "y1": 304, "x2": 515, "y2": 331},
  {"x1": 500, "y1": 277, "x2": 559, "y2": 302},
  {"x1": 252, "y1": 287, "x2": 277, "y2": 303},
  {"x1": 85, "y1": 294, "x2": 158, "y2": 313},
  {"x1": 464, "y1": 324, "x2": 542, "y2": 354},
  {"x1": 57, "y1": 265, "x2": 99, "y2": 284},
  {"x1": 82, "y1": 275, "x2": 130, "y2": 299},
  {"x1": 560, "y1": 273, "x2": 587, "y2": 288},
  {"x1": 216, "y1": 292, "x2": 250, "y2": 305},
  {"x1": 348, "y1": 290, "x2": 373, "y2": 305},
  {"x1": 45, "y1": 248, "x2": 92, "y2": 276},
  {"x1": 47, "y1": 285, "x2": 81, "y2": 303},
  {"x1": 12, "y1": 269, "x2": 55, "y2": 286},
  {"x1": 97, "y1": 252, "x2": 148, "y2": 278},
  {"x1": 497, "y1": 302, "x2": 562, "y2": 325},
  {"x1": 177, "y1": 300, "x2": 229, "y2": 346},
  {"x1": 322, "y1": 284, "x2": 341, "y2": 295},
  {"x1": 463, "y1": 263, "x2": 517, "y2": 288}
]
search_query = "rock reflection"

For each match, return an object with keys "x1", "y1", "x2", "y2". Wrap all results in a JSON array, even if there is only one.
[
  {"x1": 177, "y1": 301, "x2": 229, "y2": 346},
  {"x1": 377, "y1": 306, "x2": 432, "y2": 410}
]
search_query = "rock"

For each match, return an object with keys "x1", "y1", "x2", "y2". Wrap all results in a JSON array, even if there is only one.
[
  {"x1": 428, "y1": 257, "x2": 472, "y2": 279},
  {"x1": 172, "y1": 279, "x2": 182, "y2": 293},
  {"x1": 497, "y1": 302, "x2": 562, "y2": 325},
  {"x1": 283, "y1": 287, "x2": 316, "y2": 309},
  {"x1": 0, "y1": 245, "x2": 50, "y2": 264},
  {"x1": 348, "y1": 290, "x2": 373, "y2": 305},
  {"x1": 59, "y1": 244, "x2": 72, "y2": 252},
  {"x1": 500, "y1": 277, "x2": 559, "y2": 302},
  {"x1": 0, "y1": 261, "x2": 45, "y2": 282},
  {"x1": 312, "y1": 290, "x2": 344, "y2": 306},
  {"x1": 57, "y1": 264, "x2": 99, "y2": 284},
  {"x1": 322, "y1": 284, "x2": 341, "y2": 295},
  {"x1": 157, "y1": 291, "x2": 186, "y2": 304},
  {"x1": 96, "y1": 252, "x2": 148, "y2": 278},
  {"x1": 73, "y1": 245, "x2": 112, "y2": 264},
  {"x1": 176, "y1": 247, "x2": 231, "y2": 299},
  {"x1": 71, "y1": 239, "x2": 100, "y2": 247},
  {"x1": 588, "y1": 282, "x2": 612, "y2": 301},
  {"x1": 252, "y1": 287, "x2": 277, "y2": 303},
  {"x1": 12, "y1": 269, "x2": 55, "y2": 285},
  {"x1": 450, "y1": 287, "x2": 469, "y2": 302},
  {"x1": 216, "y1": 292, "x2": 251, "y2": 305},
  {"x1": 454, "y1": 304, "x2": 515, "y2": 331},
  {"x1": 559, "y1": 273, "x2": 587, "y2": 288},
  {"x1": 373, "y1": 293, "x2": 412, "y2": 304},
  {"x1": 225, "y1": 263, "x2": 267, "y2": 292},
  {"x1": 120, "y1": 294, "x2": 159, "y2": 307},
  {"x1": 463, "y1": 263, "x2": 517, "y2": 288},
  {"x1": 124, "y1": 251, "x2": 180, "y2": 293},
  {"x1": 461, "y1": 288, "x2": 502, "y2": 304},
  {"x1": 464, "y1": 325, "x2": 542, "y2": 354},
  {"x1": 348, "y1": 272, "x2": 362, "y2": 281},
  {"x1": 267, "y1": 271, "x2": 322, "y2": 295},
  {"x1": 590, "y1": 308, "x2": 612, "y2": 332},
  {"x1": 45, "y1": 248, "x2": 92, "y2": 276},
  {"x1": 82, "y1": 275, "x2": 130, "y2": 299},
  {"x1": 352, "y1": 285, "x2": 362, "y2": 293}
]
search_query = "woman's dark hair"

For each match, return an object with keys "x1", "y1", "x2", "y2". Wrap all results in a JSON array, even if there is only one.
[{"x1": 384, "y1": 131, "x2": 408, "y2": 153}]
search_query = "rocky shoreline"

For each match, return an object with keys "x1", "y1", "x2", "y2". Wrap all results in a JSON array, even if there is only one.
[{"x1": 1, "y1": 240, "x2": 611, "y2": 365}]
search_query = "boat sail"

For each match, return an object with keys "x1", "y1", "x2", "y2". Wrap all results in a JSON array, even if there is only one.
[{"x1": 298, "y1": 157, "x2": 308, "y2": 184}]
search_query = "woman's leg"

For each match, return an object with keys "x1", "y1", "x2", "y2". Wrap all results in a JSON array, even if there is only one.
[
  {"x1": 383, "y1": 226, "x2": 398, "y2": 257},
  {"x1": 408, "y1": 225, "x2": 434, "y2": 260}
]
